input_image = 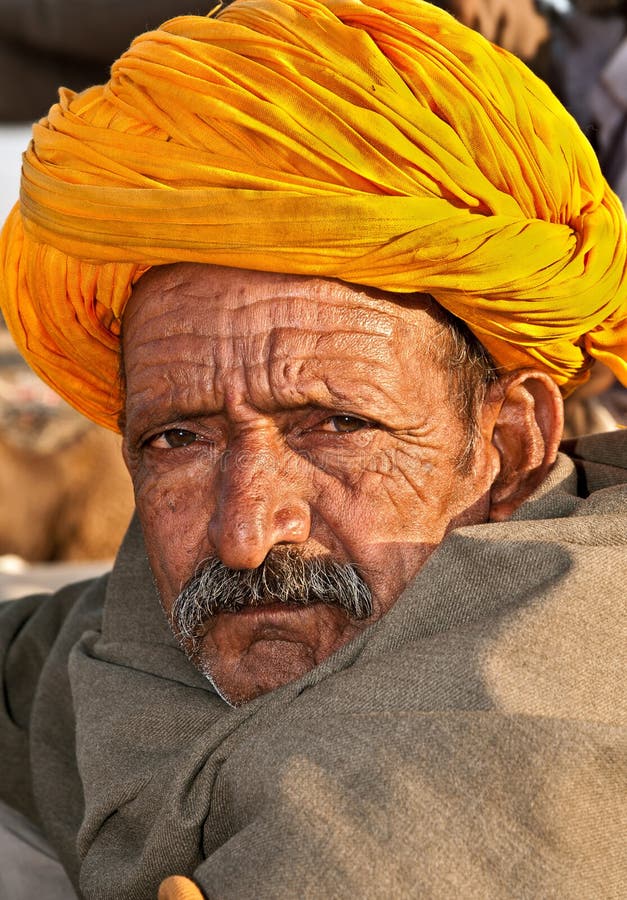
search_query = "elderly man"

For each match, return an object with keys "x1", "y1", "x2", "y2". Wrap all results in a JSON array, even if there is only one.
[{"x1": 0, "y1": 0, "x2": 625, "y2": 898}]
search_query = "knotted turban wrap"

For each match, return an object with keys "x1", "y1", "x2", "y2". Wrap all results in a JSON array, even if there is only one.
[{"x1": 1, "y1": 0, "x2": 626, "y2": 430}]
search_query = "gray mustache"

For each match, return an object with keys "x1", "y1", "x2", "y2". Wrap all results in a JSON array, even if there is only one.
[{"x1": 171, "y1": 547, "x2": 373, "y2": 643}]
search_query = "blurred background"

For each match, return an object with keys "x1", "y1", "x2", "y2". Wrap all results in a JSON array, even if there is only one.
[{"x1": 0, "y1": 0, "x2": 625, "y2": 598}]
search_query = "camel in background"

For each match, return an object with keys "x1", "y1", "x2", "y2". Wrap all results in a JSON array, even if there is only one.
[{"x1": 0, "y1": 327, "x2": 134, "y2": 562}]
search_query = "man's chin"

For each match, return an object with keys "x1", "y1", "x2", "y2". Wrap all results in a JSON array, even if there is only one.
[
  {"x1": 177, "y1": 602, "x2": 366, "y2": 706},
  {"x1": 188, "y1": 635, "x2": 320, "y2": 707}
]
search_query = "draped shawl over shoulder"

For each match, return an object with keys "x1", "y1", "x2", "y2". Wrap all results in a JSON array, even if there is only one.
[
  {"x1": 1, "y1": 432, "x2": 626, "y2": 897},
  {"x1": 1, "y1": 0, "x2": 626, "y2": 430}
]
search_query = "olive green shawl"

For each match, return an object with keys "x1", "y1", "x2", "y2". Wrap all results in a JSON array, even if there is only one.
[{"x1": 1, "y1": 431, "x2": 625, "y2": 899}]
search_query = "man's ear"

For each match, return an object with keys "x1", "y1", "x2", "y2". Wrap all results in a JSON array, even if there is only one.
[{"x1": 487, "y1": 370, "x2": 564, "y2": 522}]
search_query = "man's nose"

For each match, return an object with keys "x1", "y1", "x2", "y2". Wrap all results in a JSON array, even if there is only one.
[{"x1": 207, "y1": 438, "x2": 311, "y2": 570}]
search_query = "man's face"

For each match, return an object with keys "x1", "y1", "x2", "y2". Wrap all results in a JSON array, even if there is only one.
[{"x1": 123, "y1": 263, "x2": 500, "y2": 704}]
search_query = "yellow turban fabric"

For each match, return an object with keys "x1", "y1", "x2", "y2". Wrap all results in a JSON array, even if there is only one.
[{"x1": 1, "y1": 0, "x2": 626, "y2": 430}]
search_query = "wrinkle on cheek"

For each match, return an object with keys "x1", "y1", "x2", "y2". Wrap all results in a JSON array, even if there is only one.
[
  {"x1": 135, "y1": 479, "x2": 181, "y2": 535},
  {"x1": 381, "y1": 467, "x2": 431, "y2": 517},
  {"x1": 307, "y1": 426, "x2": 390, "y2": 481},
  {"x1": 393, "y1": 450, "x2": 439, "y2": 503},
  {"x1": 131, "y1": 454, "x2": 190, "y2": 495},
  {"x1": 134, "y1": 466, "x2": 217, "y2": 592},
  {"x1": 370, "y1": 427, "x2": 441, "y2": 496},
  {"x1": 136, "y1": 458, "x2": 215, "y2": 509}
]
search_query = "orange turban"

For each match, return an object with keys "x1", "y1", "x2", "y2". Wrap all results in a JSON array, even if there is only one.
[{"x1": 1, "y1": 0, "x2": 626, "y2": 430}]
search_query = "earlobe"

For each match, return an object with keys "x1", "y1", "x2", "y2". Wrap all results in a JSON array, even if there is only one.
[{"x1": 488, "y1": 370, "x2": 564, "y2": 522}]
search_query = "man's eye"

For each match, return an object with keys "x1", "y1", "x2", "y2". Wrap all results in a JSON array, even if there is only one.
[
  {"x1": 322, "y1": 415, "x2": 372, "y2": 433},
  {"x1": 149, "y1": 428, "x2": 198, "y2": 449}
]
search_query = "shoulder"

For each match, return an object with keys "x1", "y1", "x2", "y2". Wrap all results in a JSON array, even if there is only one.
[{"x1": 560, "y1": 428, "x2": 627, "y2": 493}]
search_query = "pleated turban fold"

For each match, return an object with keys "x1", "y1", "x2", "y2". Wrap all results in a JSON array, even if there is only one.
[{"x1": 1, "y1": 0, "x2": 626, "y2": 430}]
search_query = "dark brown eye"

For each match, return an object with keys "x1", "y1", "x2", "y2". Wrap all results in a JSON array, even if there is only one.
[
  {"x1": 150, "y1": 429, "x2": 198, "y2": 449},
  {"x1": 324, "y1": 415, "x2": 371, "y2": 433}
]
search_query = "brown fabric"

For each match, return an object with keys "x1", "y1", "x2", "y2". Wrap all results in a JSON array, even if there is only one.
[{"x1": 0, "y1": 431, "x2": 625, "y2": 899}]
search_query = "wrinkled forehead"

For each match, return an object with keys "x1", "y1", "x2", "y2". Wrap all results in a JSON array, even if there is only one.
[
  {"x1": 121, "y1": 262, "x2": 444, "y2": 349},
  {"x1": 119, "y1": 263, "x2": 460, "y2": 427},
  {"x1": 119, "y1": 263, "x2": 459, "y2": 434}
]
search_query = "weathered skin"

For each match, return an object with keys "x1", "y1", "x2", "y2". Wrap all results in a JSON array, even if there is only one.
[{"x1": 122, "y1": 263, "x2": 563, "y2": 705}]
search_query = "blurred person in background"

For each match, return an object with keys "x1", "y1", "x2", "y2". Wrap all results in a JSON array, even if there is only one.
[{"x1": 0, "y1": 0, "x2": 208, "y2": 121}]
